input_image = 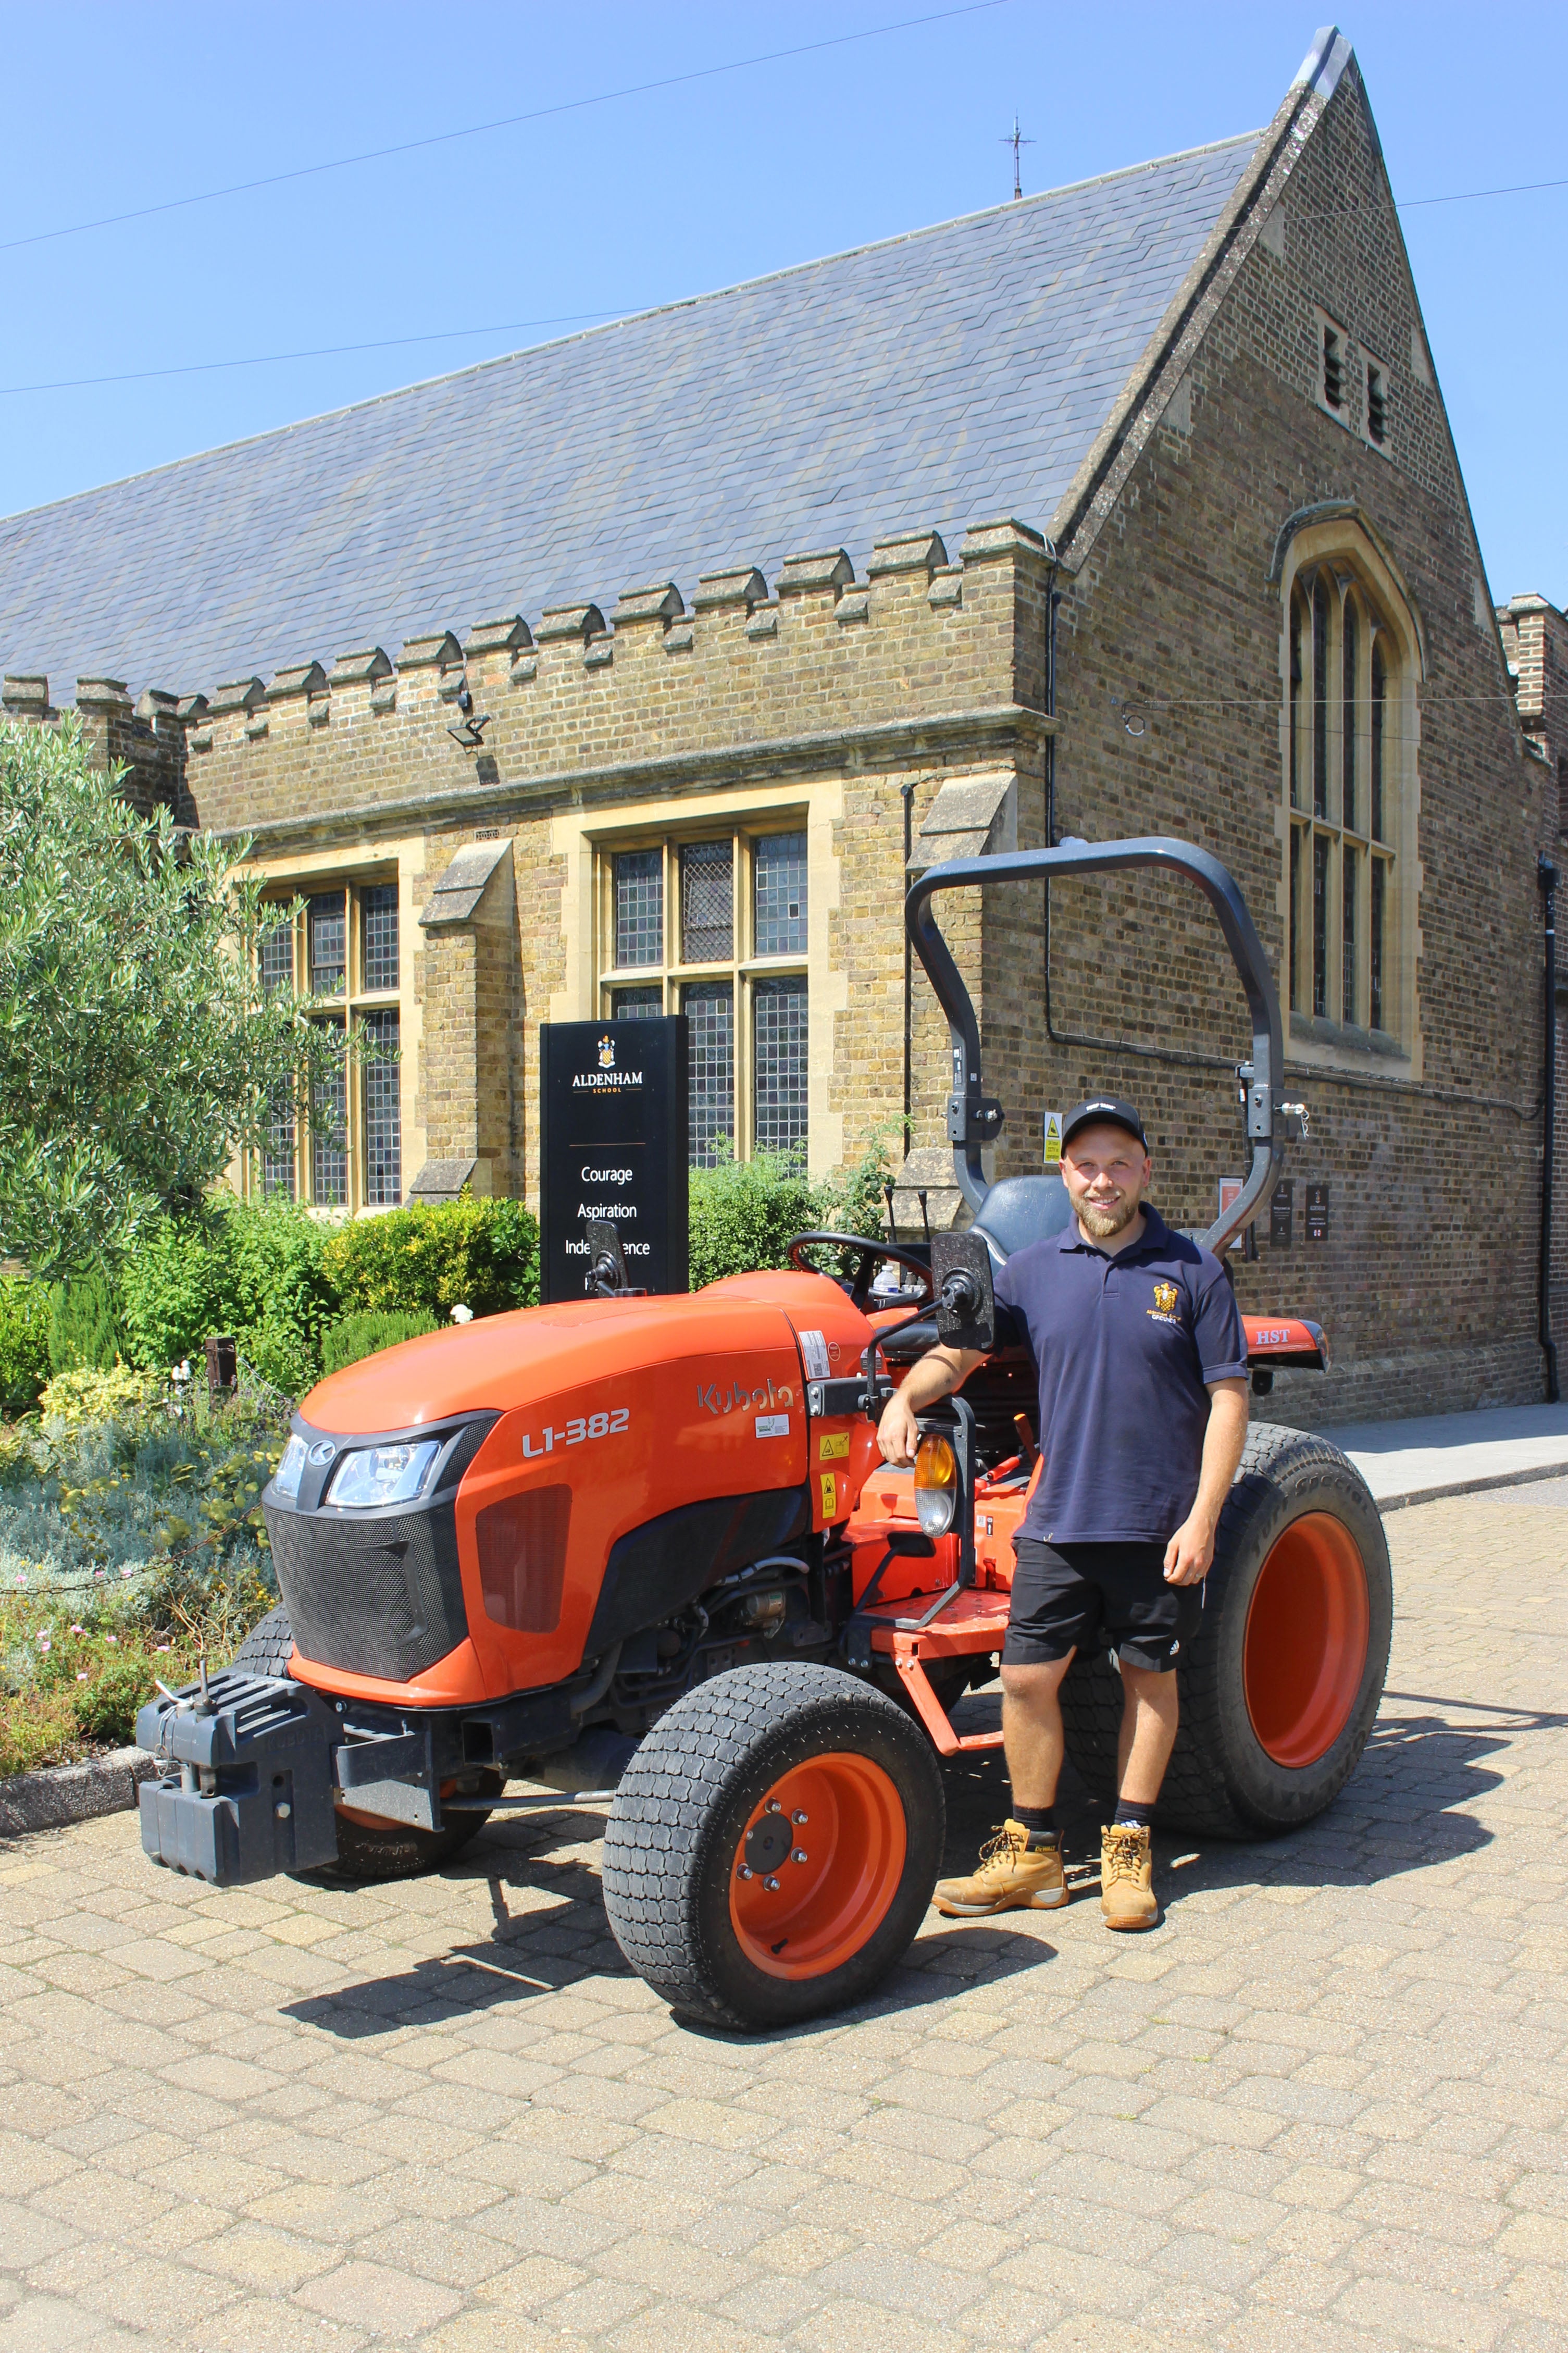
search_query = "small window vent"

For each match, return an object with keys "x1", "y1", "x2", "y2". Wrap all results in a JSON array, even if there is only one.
[
  {"x1": 1366, "y1": 362, "x2": 1387, "y2": 443},
  {"x1": 1322, "y1": 325, "x2": 1344, "y2": 409}
]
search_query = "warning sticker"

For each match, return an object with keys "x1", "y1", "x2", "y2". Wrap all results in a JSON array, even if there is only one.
[
  {"x1": 799, "y1": 1329, "x2": 831, "y2": 1380},
  {"x1": 818, "y1": 1431, "x2": 850, "y2": 1462},
  {"x1": 819, "y1": 1472, "x2": 838, "y2": 1518},
  {"x1": 1043, "y1": 1111, "x2": 1063, "y2": 1167}
]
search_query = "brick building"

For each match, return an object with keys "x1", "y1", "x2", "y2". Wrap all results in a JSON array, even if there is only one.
[
  {"x1": 0, "y1": 26, "x2": 1550, "y2": 1421},
  {"x1": 1497, "y1": 589, "x2": 1568, "y2": 1353}
]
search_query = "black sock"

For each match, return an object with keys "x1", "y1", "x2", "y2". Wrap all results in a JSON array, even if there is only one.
[
  {"x1": 1114, "y1": 1799, "x2": 1152, "y2": 1830},
  {"x1": 1013, "y1": 1804, "x2": 1059, "y2": 1848}
]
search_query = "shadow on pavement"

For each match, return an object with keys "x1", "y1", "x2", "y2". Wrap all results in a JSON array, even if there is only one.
[{"x1": 282, "y1": 1686, "x2": 1562, "y2": 2041}]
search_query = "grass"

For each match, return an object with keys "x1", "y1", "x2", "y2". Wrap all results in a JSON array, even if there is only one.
[{"x1": 0, "y1": 1379, "x2": 288, "y2": 1777}]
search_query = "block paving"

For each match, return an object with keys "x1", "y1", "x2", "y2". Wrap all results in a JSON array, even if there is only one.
[{"x1": 2, "y1": 1485, "x2": 1566, "y2": 2352}]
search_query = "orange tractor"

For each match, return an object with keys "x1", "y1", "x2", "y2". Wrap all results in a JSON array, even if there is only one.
[{"x1": 139, "y1": 837, "x2": 1390, "y2": 2029}]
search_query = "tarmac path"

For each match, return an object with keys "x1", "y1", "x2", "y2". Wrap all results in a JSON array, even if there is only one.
[{"x1": 2, "y1": 1487, "x2": 1566, "y2": 2353}]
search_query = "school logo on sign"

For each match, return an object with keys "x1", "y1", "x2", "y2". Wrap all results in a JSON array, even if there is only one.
[{"x1": 598, "y1": 1034, "x2": 616, "y2": 1070}]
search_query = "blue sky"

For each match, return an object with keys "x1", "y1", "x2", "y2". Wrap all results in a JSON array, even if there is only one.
[{"x1": 1, "y1": 2, "x2": 1562, "y2": 605}]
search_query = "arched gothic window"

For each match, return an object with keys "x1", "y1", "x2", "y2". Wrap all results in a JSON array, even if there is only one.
[{"x1": 1283, "y1": 534, "x2": 1418, "y2": 1051}]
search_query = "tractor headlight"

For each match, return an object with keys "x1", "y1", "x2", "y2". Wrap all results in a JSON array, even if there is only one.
[
  {"x1": 326, "y1": 1439, "x2": 441, "y2": 1510},
  {"x1": 273, "y1": 1433, "x2": 307, "y2": 1500},
  {"x1": 914, "y1": 1432, "x2": 959, "y2": 1535}
]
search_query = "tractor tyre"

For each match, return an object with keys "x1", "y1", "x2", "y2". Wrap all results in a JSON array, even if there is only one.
[
  {"x1": 226, "y1": 1604, "x2": 496, "y2": 1881},
  {"x1": 1058, "y1": 1424, "x2": 1391, "y2": 1839},
  {"x1": 229, "y1": 1603, "x2": 295, "y2": 1679},
  {"x1": 602, "y1": 1661, "x2": 944, "y2": 2032},
  {"x1": 314, "y1": 1799, "x2": 499, "y2": 1885}
]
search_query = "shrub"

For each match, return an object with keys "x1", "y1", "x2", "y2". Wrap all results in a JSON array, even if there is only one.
[
  {"x1": 0, "y1": 712, "x2": 351, "y2": 1275},
  {"x1": 320, "y1": 1308, "x2": 440, "y2": 1378},
  {"x1": 323, "y1": 1195, "x2": 539, "y2": 1319},
  {"x1": 72, "y1": 1651, "x2": 155, "y2": 1747},
  {"x1": 0, "y1": 1274, "x2": 50, "y2": 1415},
  {"x1": 814, "y1": 1123, "x2": 902, "y2": 1243},
  {"x1": 688, "y1": 1152, "x2": 822, "y2": 1289},
  {"x1": 47, "y1": 1268, "x2": 126, "y2": 1374},
  {"x1": 40, "y1": 1366, "x2": 165, "y2": 1431},
  {"x1": 0, "y1": 1370, "x2": 289, "y2": 1771},
  {"x1": 121, "y1": 1192, "x2": 338, "y2": 1383}
]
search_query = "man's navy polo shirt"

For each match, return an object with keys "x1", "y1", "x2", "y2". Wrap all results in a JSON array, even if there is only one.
[{"x1": 992, "y1": 1204, "x2": 1248, "y2": 1544}]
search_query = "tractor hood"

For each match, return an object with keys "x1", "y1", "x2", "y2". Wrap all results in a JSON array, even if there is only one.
[{"x1": 299, "y1": 1276, "x2": 872, "y2": 1434}]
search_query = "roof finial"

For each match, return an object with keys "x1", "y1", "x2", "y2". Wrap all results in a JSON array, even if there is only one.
[{"x1": 1001, "y1": 114, "x2": 1035, "y2": 202}]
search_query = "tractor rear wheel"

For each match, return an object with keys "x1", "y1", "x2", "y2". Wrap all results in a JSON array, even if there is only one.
[
  {"x1": 1059, "y1": 1425, "x2": 1391, "y2": 1838},
  {"x1": 227, "y1": 1604, "x2": 496, "y2": 1881},
  {"x1": 602, "y1": 1661, "x2": 944, "y2": 2030}
]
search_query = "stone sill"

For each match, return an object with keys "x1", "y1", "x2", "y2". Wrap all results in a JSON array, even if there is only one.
[{"x1": 1289, "y1": 1010, "x2": 1410, "y2": 1068}]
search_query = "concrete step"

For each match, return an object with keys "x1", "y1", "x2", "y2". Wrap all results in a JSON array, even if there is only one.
[{"x1": 1314, "y1": 1401, "x2": 1568, "y2": 1510}]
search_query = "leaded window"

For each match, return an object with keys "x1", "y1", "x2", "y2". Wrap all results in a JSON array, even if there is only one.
[
  {"x1": 308, "y1": 892, "x2": 346, "y2": 994},
  {"x1": 1286, "y1": 564, "x2": 1402, "y2": 1044},
  {"x1": 252, "y1": 873, "x2": 402, "y2": 1209},
  {"x1": 312, "y1": 1023, "x2": 349, "y2": 1208},
  {"x1": 362, "y1": 884, "x2": 400, "y2": 993},
  {"x1": 754, "y1": 977, "x2": 808, "y2": 1157},
  {"x1": 262, "y1": 1089, "x2": 296, "y2": 1199},
  {"x1": 362, "y1": 1008, "x2": 401, "y2": 1207},
  {"x1": 684, "y1": 981, "x2": 735, "y2": 1167},
  {"x1": 597, "y1": 826, "x2": 810, "y2": 1165},
  {"x1": 614, "y1": 850, "x2": 664, "y2": 969}
]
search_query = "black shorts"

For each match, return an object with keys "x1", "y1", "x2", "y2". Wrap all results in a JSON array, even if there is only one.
[{"x1": 1003, "y1": 1537, "x2": 1203, "y2": 1674}]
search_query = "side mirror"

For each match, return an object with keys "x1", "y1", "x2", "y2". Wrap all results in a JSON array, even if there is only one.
[
  {"x1": 929, "y1": 1232, "x2": 995, "y2": 1352},
  {"x1": 584, "y1": 1220, "x2": 637, "y2": 1297}
]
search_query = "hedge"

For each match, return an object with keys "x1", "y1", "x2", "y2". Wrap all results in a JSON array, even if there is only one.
[
  {"x1": 321, "y1": 1308, "x2": 441, "y2": 1377},
  {"x1": 322, "y1": 1195, "x2": 539, "y2": 1320}
]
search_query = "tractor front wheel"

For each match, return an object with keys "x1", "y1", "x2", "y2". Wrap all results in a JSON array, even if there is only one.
[
  {"x1": 1059, "y1": 1424, "x2": 1391, "y2": 1838},
  {"x1": 602, "y1": 1662, "x2": 944, "y2": 2030}
]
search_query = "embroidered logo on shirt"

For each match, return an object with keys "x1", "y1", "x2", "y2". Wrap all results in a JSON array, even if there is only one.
[{"x1": 1148, "y1": 1279, "x2": 1182, "y2": 1326}]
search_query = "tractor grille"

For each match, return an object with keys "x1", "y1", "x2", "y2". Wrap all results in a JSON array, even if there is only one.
[{"x1": 263, "y1": 1496, "x2": 469, "y2": 1683}]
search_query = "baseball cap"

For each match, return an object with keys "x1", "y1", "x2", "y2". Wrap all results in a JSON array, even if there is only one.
[{"x1": 1061, "y1": 1096, "x2": 1148, "y2": 1151}]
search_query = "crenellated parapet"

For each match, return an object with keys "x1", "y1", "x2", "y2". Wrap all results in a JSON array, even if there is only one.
[
  {"x1": 2, "y1": 668, "x2": 196, "y2": 824},
  {"x1": 62, "y1": 515, "x2": 1054, "y2": 839}
]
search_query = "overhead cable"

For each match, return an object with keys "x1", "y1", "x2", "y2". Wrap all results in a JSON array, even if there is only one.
[{"x1": 0, "y1": 0, "x2": 1016, "y2": 256}]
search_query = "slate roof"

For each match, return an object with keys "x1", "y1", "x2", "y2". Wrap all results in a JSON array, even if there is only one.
[{"x1": 0, "y1": 130, "x2": 1261, "y2": 702}]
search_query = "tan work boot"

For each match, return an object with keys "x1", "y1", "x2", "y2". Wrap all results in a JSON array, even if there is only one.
[
  {"x1": 933, "y1": 1821, "x2": 1068, "y2": 1917},
  {"x1": 1100, "y1": 1823, "x2": 1158, "y2": 1930}
]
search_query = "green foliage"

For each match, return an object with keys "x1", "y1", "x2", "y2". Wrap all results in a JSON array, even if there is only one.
[
  {"x1": 687, "y1": 1128, "x2": 900, "y2": 1290},
  {"x1": 814, "y1": 1122, "x2": 902, "y2": 1242},
  {"x1": 47, "y1": 1267, "x2": 126, "y2": 1373},
  {"x1": 0, "y1": 1275, "x2": 50, "y2": 1414},
  {"x1": 0, "y1": 714, "x2": 374, "y2": 1274},
  {"x1": 688, "y1": 1151, "x2": 823, "y2": 1289},
  {"x1": 120, "y1": 1192, "x2": 338, "y2": 1387},
  {"x1": 71, "y1": 1651, "x2": 155, "y2": 1748},
  {"x1": 321, "y1": 1308, "x2": 440, "y2": 1378},
  {"x1": 0, "y1": 1380, "x2": 288, "y2": 1772},
  {"x1": 322, "y1": 1194, "x2": 539, "y2": 1319},
  {"x1": 40, "y1": 1366, "x2": 165, "y2": 1430}
]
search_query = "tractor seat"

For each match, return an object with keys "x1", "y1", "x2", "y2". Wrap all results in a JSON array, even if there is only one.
[{"x1": 969, "y1": 1174, "x2": 1075, "y2": 1266}]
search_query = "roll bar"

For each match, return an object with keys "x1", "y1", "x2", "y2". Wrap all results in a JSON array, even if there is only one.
[{"x1": 905, "y1": 835, "x2": 1291, "y2": 1256}]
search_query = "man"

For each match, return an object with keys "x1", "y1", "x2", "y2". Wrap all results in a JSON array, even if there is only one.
[{"x1": 877, "y1": 1098, "x2": 1249, "y2": 1930}]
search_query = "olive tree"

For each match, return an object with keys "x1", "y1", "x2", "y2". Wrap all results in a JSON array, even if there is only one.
[{"x1": 0, "y1": 716, "x2": 362, "y2": 1273}]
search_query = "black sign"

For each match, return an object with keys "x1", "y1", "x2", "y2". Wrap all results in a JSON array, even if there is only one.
[
  {"x1": 1305, "y1": 1182, "x2": 1329, "y2": 1243},
  {"x1": 1270, "y1": 1180, "x2": 1294, "y2": 1248},
  {"x1": 540, "y1": 1018, "x2": 689, "y2": 1302}
]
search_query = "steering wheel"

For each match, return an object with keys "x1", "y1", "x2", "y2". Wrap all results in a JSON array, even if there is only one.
[{"x1": 787, "y1": 1232, "x2": 935, "y2": 1312}]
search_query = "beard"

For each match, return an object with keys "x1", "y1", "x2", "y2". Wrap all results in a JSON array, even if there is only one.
[{"x1": 1077, "y1": 1191, "x2": 1142, "y2": 1239}]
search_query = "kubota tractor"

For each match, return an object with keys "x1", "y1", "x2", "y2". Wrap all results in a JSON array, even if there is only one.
[{"x1": 138, "y1": 837, "x2": 1390, "y2": 2030}]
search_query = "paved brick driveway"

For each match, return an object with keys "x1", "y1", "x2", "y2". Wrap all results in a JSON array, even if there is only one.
[{"x1": 3, "y1": 1486, "x2": 1567, "y2": 2353}]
